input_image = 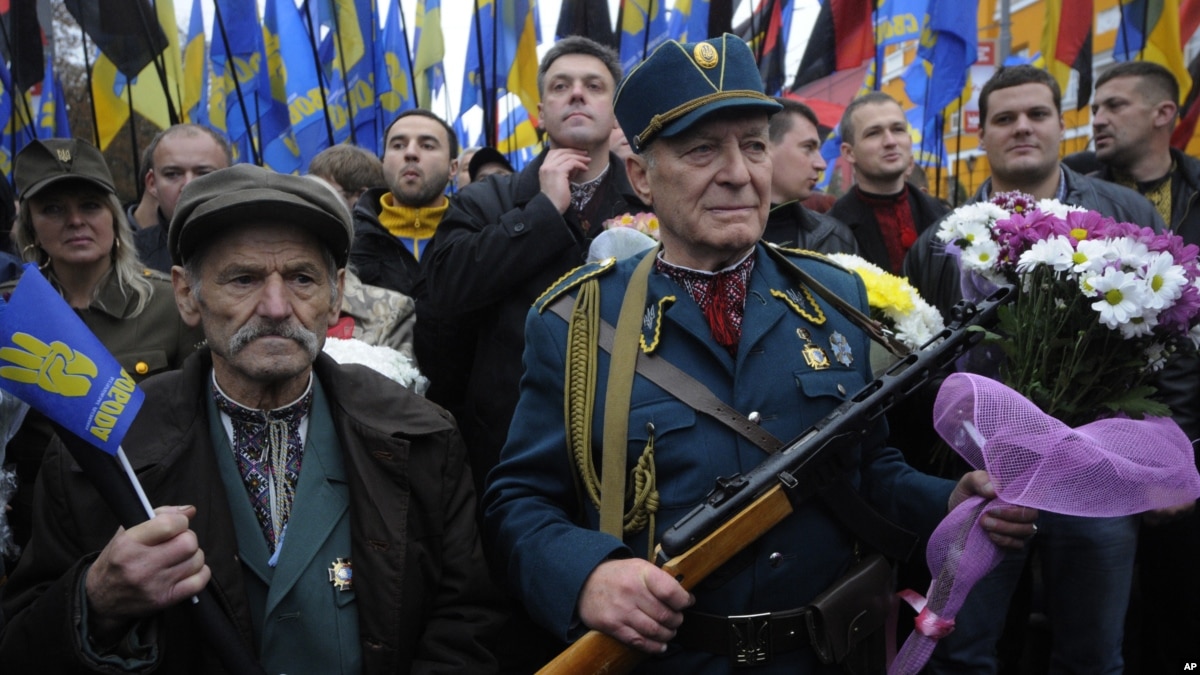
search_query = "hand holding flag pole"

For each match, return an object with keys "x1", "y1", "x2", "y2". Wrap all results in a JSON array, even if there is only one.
[{"x1": 0, "y1": 265, "x2": 266, "y2": 675}]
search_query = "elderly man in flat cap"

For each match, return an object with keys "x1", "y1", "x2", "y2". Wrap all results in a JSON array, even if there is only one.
[
  {"x1": 482, "y1": 35, "x2": 1035, "y2": 673},
  {"x1": 0, "y1": 165, "x2": 502, "y2": 674}
]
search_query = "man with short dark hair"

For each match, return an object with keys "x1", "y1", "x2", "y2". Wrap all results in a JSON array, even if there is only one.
[
  {"x1": 482, "y1": 34, "x2": 1034, "y2": 673},
  {"x1": 133, "y1": 124, "x2": 233, "y2": 272},
  {"x1": 913, "y1": 64, "x2": 1165, "y2": 675},
  {"x1": 906, "y1": 65, "x2": 1164, "y2": 319},
  {"x1": 1091, "y1": 59, "x2": 1200, "y2": 673},
  {"x1": 419, "y1": 35, "x2": 648, "y2": 672},
  {"x1": 0, "y1": 165, "x2": 502, "y2": 673},
  {"x1": 419, "y1": 36, "x2": 647, "y2": 498},
  {"x1": 350, "y1": 109, "x2": 458, "y2": 295},
  {"x1": 829, "y1": 92, "x2": 947, "y2": 274},
  {"x1": 306, "y1": 145, "x2": 416, "y2": 359},
  {"x1": 764, "y1": 97, "x2": 857, "y2": 253}
]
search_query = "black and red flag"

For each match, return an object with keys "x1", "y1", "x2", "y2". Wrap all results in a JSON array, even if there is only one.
[{"x1": 790, "y1": 0, "x2": 874, "y2": 91}]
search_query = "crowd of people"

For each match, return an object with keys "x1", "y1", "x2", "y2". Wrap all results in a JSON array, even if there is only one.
[{"x1": 0, "y1": 31, "x2": 1194, "y2": 675}]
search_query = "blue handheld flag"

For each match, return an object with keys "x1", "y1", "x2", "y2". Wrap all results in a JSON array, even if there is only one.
[{"x1": 0, "y1": 264, "x2": 144, "y2": 455}]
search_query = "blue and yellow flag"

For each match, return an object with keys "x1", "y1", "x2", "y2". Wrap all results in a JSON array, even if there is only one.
[
  {"x1": 1114, "y1": 0, "x2": 1192, "y2": 103},
  {"x1": 211, "y1": 0, "x2": 266, "y2": 164},
  {"x1": 496, "y1": 99, "x2": 541, "y2": 155},
  {"x1": 415, "y1": 0, "x2": 446, "y2": 109},
  {"x1": 0, "y1": 266, "x2": 144, "y2": 456},
  {"x1": 903, "y1": 0, "x2": 977, "y2": 150},
  {"x1": 260, "y1": 0, "x2": 305, "y2": 174},
  {"x1": 619, "y1": 0, "x2": 670, "y2": 74},
  {"x1": 377, "y1": 2, "x2": 417, "y2": 129},
  {"x1": 499, "y1": 0, "x2": 541, "y2": 127},
  {"x1": 0, "y1": 58, "x2": 35, "y2": 177},
  {"x1": 36, "y1": 60, "x2": 71, "y2": 140},
  {"x1": 183, "y1": 0, "x2": 209, "y2": 126},
  {"x1": 314, "y1": 0, "x2": 378, "y2": 153},
  {"x1": 460, "y1": 0, "x2": 496, "y2": 130}
]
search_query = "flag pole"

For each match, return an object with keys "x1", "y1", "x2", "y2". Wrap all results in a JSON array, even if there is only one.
[
  {"x1": 125, "y1": 84, "x2": 141, "y2": 191},
  {"x1": 931, "y1": 111, "x2": 940, "y2": 200},
  {"x1": 53, "y1": 426, "x2": 267, "y2": 675},
  {"x1": 873, "y1": 0, "x2": 883, "y2": 91},
  {"x1": 78, "y1": 28, "x2": 102, "y2": 148},
  {"x1": 953, "y1": 94, "x2": 965, "y2": 208},
  {"x1": 211, "y1": 1, "x2": 262, "y2": 166},
  {"x1": 299, "y1": 2, "x2": 337, "y2": 147},
  {"x1": 470, "y1": 0, "x2": 489, "y2": 145},
  {"x1": 397, "y1": 0, "x2": 420, "y2": 111},
  {"x1": 328, "y1": 6, "x2": 359, "y2": 145},
  {"x1": 131, "y1": 0, "x2": 180, "y2": 125}
]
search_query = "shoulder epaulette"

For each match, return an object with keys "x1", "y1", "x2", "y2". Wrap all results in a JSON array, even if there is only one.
[
  {"x1": 534, "y1": 257, "x2": 617, "y2": 312},
  {"x1": 765, "y1": 241, "x2": 842, "y2": 267}
]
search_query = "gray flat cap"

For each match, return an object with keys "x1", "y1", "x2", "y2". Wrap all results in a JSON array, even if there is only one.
[{"x1": 169, "y1": 164, "x2": 354, "y2": 266}]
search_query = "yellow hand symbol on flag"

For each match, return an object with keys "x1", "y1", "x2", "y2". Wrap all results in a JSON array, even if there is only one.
[{"x1": 0, "y1": 332, "x2": 98, "y2": 397}]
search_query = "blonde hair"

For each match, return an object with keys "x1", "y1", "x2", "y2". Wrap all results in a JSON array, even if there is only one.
[{"x1": 15, "y1": 189, "x2": 154, "y2": 317}]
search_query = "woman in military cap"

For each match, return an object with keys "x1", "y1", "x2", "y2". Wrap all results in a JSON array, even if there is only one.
[{"x1": 2, "y1": 138, "x2": 202, "y2": 566}]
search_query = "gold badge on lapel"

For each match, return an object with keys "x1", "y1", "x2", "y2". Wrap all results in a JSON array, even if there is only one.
[
  {"x1": 796, "y1": 328, "x2": 830, "y2": 370},
  {"x1": 328, "y1": 558, "x2": 353, "y2": 592}
]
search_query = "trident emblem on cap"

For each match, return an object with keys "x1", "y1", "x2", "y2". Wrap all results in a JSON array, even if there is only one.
[
  {"x1": 694, "y1": 43, "x2": 719, "y2": 68},
  {"x1": 55, "y1": 148, "x2": 71, "y2": 163}
]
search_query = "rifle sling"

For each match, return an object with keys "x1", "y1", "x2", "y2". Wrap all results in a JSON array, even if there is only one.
[{"x1": 547, "y1": 295, "x2": 918, "y2": 561}]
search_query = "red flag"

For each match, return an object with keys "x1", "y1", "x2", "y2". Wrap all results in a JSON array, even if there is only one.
[
  {"x1": 791, "y1": 0, "x2": 873, "y2": 91},
  {"x1": 1183, "y1": 0, "x2": 1200, "y2": 44}
]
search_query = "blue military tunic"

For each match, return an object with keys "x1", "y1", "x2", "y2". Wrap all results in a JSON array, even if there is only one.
[{"x1": 483, "y1": 243, "x2": 954, "y2": 674}]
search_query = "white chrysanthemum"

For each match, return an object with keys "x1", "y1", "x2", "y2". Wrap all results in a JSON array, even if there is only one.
[
  {"x1": 1117, "y1": 311, "x2": 1157, "y2": 339},
  {"x1": 1072, "y1": 238, "x2": 1119, "y2": 275},
  {"x1": 1090, "y1": 268, "x2": 1151, "y2": 330},
  {"x1": 960, "y1": 239, "x2": 1001, "y2": 272},
  {"x1": 937, "y1": 203, "x2": 1008, "y2": 243},
  {"x1": 1035, "y1": 199, "x2": 1085, "y2": 218},
  {"x1": 1138, "y1": 251, "x2": 1188, "y2": 310},
  {"x1": 1017, "y1": 236, "x2": 1075, "y2": 273},
  {"x1": 1144, "y1": 341, "x2": 1169, "y2": 371},
  {"x1": 1106, "y1": 237, "x2": 1150, "y2": 271},
  {"x1": 322, "y1": 338, "x2": 429, "y2": 393},
  {"x1": 893, "y1": 305, "x2": 944, "y2": 348}
]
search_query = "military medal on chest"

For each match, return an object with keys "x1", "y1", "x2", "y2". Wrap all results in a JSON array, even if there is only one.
[
  {"x1": 796, "y1": 328, "x2": 831, "y2": 370},
  {"x1": 829, "y1": 331, "x2": 854, "y2": 367},
  {"x1": 328, "y1": 558, "x2": 353, "y2": 592}
]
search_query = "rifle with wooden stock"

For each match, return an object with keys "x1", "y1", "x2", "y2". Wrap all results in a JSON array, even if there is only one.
[{"x1": 536, "y1": 285, "x2": 1014, "y2": 675}]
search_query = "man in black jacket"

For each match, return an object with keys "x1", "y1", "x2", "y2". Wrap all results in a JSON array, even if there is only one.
[
  {"x1": 830, "y1": 92, "x2": 947, "y2": 273},
  {"x1": 418, "y1": 36, "x2": 647, "y2": 498},
  {"x1": 1091, "y1": 60, "x2": 1200, "y2": 674},
  {"x1": 133, "y1": 124, "x2": 232, "y2": 272},
  {"x1": 913, "y1": 64, "x2": 1165, "y2": 675},
  {"x1": 418, "y1": 35, "x2": 647, "y2": 673},
  {"x1": 764, "y1": 97, "x2": 858, "y2": 254},
  {"x1": 350, "y1": 109, "x2": 458, "y2": 295},
  {"x1": 905, "y1": 66, "x2": 1165, "y2": 320}
]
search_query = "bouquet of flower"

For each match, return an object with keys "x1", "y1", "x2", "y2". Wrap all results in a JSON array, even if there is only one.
[
  {"x1": 827, "y1": 253, "x2": 945, "y2": 353},
  {"x1": 322, "y1": 337, "x2": 430, "y2": 395},
  {"x1": 936, "y1": 191, "x2": 1200, "y2": 426},
  {"x1": 602, "y1": 211, "x2": 660, "y2": 239}
]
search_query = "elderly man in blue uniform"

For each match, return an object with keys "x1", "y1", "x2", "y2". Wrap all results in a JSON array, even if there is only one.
[
  {"x1": 482, "y1": 35, "x2": 1035, "y2": 673},
  {"x1": 0, "y1": 166, "x2": 502, "y2": 673}
]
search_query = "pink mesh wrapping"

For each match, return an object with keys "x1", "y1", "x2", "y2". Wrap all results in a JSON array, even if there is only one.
[{"x1": 889, "y1": 373, "x2": 1200, "y2": 675}]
